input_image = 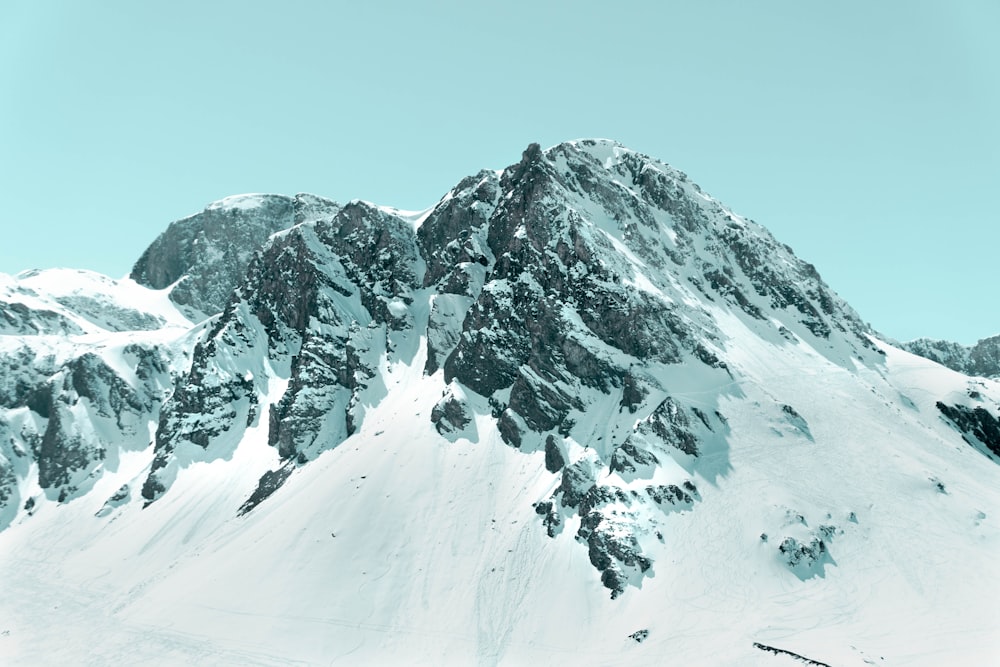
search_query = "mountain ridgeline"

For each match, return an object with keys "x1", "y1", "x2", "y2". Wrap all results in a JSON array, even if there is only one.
[
  {"x1": 129, "y1": 140, "x2": 887, "y2": 594},
  {"x1": 901, "y1": 335, "x2": 1000, "y2": 379},
  {"x1": 1, "y1": 139, "x2": 998, "y2": 617}
]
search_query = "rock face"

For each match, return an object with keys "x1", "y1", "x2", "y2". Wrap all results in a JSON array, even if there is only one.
[
  {"x1": 0, "y1": 139, "x2": 994, "y2": 603},
  {"x1": 130, "y1": 193, "x2": 340, "y2": 320},
  {"x1": 0, "y1": 270, "x2": 185, "y2": 528},
  {"x1": 142, "y1": 199, "x2": 423, "y2": 503},
  {"x1": 937, "y1": 401, "x2": 1000, "y2": 459},
  {"x1": 903, "y1": 335, "x2": 1000, "y2": 378},
  {"x1": 0, "y1": 339, "x2": 176, "y2": 523}
]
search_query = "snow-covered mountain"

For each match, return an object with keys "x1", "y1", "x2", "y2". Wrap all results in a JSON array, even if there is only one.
[
  {"x1": 902, "y1": 335, "x2": 1000, "y2": 379},
  {"x1": 0, "y1": 140, "x2": 998, "y2": 666}
]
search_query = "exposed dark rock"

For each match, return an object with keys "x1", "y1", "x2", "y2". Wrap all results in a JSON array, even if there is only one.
[
  {"x1": 629, "y1": 629, "x2": 649, "y2": 643},
  {"x1": 610, "y1": 441, "x2": 660, "y2": 477},
  {"x1": 142, "y1": 327, "x2": 260, "y2": 504},
  {"x1": 431, "y1": 386, "x2": 473, "y2": 436},
  {"x1": 53, "y1": 295, "x2": 166, "y2": 331},
  {"x1": 0, "y1": 456, "x2": 18, "y2": 525},
  {"x1": 619, "y1": 372, "x2": 647, "y2": 413},
  {"x1": 65, "y1": 353, "x2": 151, "y2": 423},
  {"x1": 496, "y1": 410, "x2": 524, "y2": 449},
  {"x1": 25, "y1": 353, "x2": 155, "y2": 501},
  {"x1": 781, "y1": 404, "x2": 813, "y2": 441},
  {"x1": 578, "y1": 484, "x2": 632, "y2": 518},
  {"x1": 37, "y1": 404, "x2": 98, "y2": 494},
  {"x1": 507, "y1": 369, "x2": 580, "y2": 433},
  {"x1": 95, "y1": 484, "x2": 131, "y2": 517},
  {"x1": 533, "y1": 500, "x2": 562, "y2": 537},
  {"x1": 143, "y1": 200, "x2": 421, "y2": 503},
  {"x1": 577, "y1": 510, "x2": 652, "y2": 599},
  {"x1": 238, "y1": 463, "x2": 294, "y2": 516},
  {"x1": 1, "y1": 346, "x2": 54, "y2": 409},
  {"x1": 314, "y1": 202, "x2": 420, "y2": 330},
  {"x1": 0, "y1": 301, "x2": 85, "y2": 335},
  {"x1": 753, "y1": 642, "x2": 833, "y2": 667},
  {"x1": 131, "y1": 194, "x2": 331, "y2": 319},
  {"x1": 0, "y1": 139, "x2": 893, "y2": 603},
  {"x1": 645, "y1": 483, "x2": 696, "y2": 508},
  {"x1": 139, "y1": 475, "x2": 166, "y2": 507},
  {"x1": 778, "y1": 534, "x2": 832, "y2": 578},
  {"x1": 637, "y1": 397, "x2": 699, "y2": 456},
  {"x1": 969, "y1": 335, "x2": 1000, "y2": 378},
  {"x1": 268, "y1": 328, "x2": 358, "y2": 462},
  {"x1": 937, "y1": 401, "x2": 1000, "y2": 459},
  {"x1": 153, "y1": 337, "x2": 255, "y2": 454},
  {"x1": 544, "y1": 435, "x2": 565, "y2": 473},
  {"x1": 417, "y1": 170, "x2": 499, "y2": 289},
  {"x1": 930, "y1": 476, "x2": 948, "y2": 494},
  {"x1": 558, "y1": 459, "x2": 597, "y2": 509},
  {"x1": 693, "y1": 344, "x2": 728, "y2": 372}
]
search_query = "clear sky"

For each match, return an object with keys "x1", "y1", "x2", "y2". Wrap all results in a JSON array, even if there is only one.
[{"x1": 1, "y1": 1, "x2": 997, "y2": 344}]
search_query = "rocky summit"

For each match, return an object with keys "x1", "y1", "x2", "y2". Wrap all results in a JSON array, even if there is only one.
[{"x1": 0, "y1": 140, "x2": 998, "y2": 666}]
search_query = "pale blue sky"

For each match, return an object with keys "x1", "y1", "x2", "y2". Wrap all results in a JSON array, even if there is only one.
[{"x1": 1, "y1": 1, "x2": 997, "y2": 344}]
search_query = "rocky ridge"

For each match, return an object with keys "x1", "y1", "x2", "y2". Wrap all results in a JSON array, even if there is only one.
[{"x1": 130, "y1": 192, "x2": 340, "y2": 320}]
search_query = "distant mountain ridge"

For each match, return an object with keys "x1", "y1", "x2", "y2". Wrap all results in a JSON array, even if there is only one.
[
  {"x1": 902, "y1": 335, "x2": 1000, "y2": 378},
  {"x1": 0, "y1": 139, "x2": 997, "y2": 666}
]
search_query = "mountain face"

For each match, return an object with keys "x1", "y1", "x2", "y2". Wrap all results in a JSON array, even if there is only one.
[
  {"x1": 1, "y1": 140, "x2": 998, "y2": 666},
  {"x1": 130, "y1": 192, "x2": 341, "y2": 320},
  {"x1": 902, "y1": 335, "x2": 1000, "y2": 379}
]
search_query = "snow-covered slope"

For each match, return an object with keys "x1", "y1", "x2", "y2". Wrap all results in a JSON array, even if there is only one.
[{"x1": 0, "y1": 140, "x2": 997, "y2": 666}]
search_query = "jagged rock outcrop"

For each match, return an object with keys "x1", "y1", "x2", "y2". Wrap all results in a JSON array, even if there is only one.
[
  {"x1": 431, "y1": 382, "x2": 475, "y2": 437},
  {"x1": 131, "y1": 193, "x2": 340, "y2": 319},
  {"x1": 0, "y1": 270, "x2": 189, "y2": 527},
  {"x1": 16, "y1": 349, "x2": 169, "y2": 504},
  {"x1": 0, "y1": 300, "x2": 85, "y2": 336},
  {"x1": 418, "y1": 170, "x2": 500, "y2": 375},
  {"x1": 969, "y1": 336, "x2": 1000, "y2": 377},
  {"x1": 142, "y1": 200, "x2": 422, "y2": 504},
  {"x1": 937, "y1": 401, "x2": 1000, "y2": 459},
  {"x1": 777, "y1": 529, "x2": 835, "y2": 579},
  {"x1": 441, "y1": 141, "x2": 875, "y2": 455}
]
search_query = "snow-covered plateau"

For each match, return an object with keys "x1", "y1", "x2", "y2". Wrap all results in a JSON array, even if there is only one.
[{"x1": 0, "y1": 140, "x2": 997, "y2": 666}]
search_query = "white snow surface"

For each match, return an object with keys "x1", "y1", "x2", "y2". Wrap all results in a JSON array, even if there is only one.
[
  {"x1": 377, "y1": 204, "x2": 436, "y2": 231},
  {"x1": 2, "y1": 268, "x2": 192, "y2": 333},
  {"x1": 206, "y1": 193, "x2": 278, "y2": 211}
]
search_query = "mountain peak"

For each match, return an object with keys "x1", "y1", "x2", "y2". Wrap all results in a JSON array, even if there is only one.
[
  {"x1": 130, "y1": 192, "x2": 340, "y2": 319},
  {"x1": 203, "y1": 192, "x2": 289, "y2": 212}
]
